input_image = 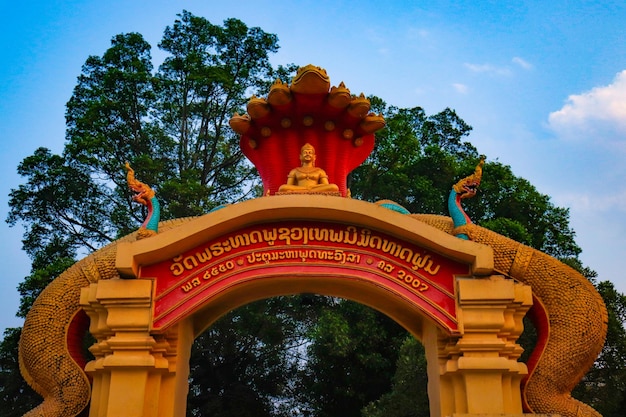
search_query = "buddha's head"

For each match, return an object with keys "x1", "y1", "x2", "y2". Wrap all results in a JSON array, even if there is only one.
[{"x1": 300, "y1": 143, "x2": 316, "y2": 165}]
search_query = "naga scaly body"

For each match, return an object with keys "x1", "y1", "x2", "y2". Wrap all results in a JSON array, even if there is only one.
[{"x1": 417, "y1": 156, "x2": 608, "y2": 416}]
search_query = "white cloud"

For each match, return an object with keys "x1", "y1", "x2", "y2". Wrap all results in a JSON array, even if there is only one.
[
  {"x1": 512, "y1": 56, "x2": 533, "y2": 70},
  {"x1": 554, "y1": 191, "x2": 626, "y2": 214},
  {"x1": 406, "y1": 27, "x2": 430, "y2": 40},
  {"x1": 548, "y1": 70, "x2": 626, "y2": 143},
  {"x1": 452, "y1": 83, "x2": 469, "y2": 94},
  {"x1": 464, "y1": 57, "x2": 532, "y2": 77},
  {"x1": 464, "y1": 62, "x2": 512, "y2": 76}
]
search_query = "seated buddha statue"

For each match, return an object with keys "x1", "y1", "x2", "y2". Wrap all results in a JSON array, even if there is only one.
[{"x1": 278, "y1": 143, "x2": 339, "y2": 193}]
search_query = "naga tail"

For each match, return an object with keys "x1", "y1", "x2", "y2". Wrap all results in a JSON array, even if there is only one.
[
  {"x1": 461, "y1": 223, "x2": 607, "y2": 417},
  {"x1": 19, "y1": 263, "x2": 92, "y2": 417},
  {"x1": 441, "y1": 156, "x2": 608, "y2": 417},
  {"x1": 18, "y1": 244, "x2": 120, "y2": 417}
]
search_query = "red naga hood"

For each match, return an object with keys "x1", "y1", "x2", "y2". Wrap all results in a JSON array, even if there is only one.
[{"x1": 229, "y1": 64, "x2": 385, "y2": 197}]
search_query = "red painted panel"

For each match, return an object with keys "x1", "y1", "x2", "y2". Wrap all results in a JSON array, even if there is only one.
[{"x1": 139, "y1": 221, "x2": 470, "y2": 332}]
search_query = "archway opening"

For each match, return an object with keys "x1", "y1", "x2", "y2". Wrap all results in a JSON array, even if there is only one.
[{"x1": 186, "y1": 295, "x2": 430, "y2": 417}]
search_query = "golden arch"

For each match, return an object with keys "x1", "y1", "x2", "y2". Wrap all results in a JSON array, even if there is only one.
[
  {"x1": 79, "y1": 195, "x2": 531, "y2": 417},
  {"x1": 20, "y1": 61, "x2": 606, "y2": 417}
]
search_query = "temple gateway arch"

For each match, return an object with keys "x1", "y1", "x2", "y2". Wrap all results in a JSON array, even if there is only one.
[
  {"x1": 84, "y1": 195, "x2": 529, "y2": 417},
  {"x1": 18, "y1": 65, "x2": 606, "y2": 417}
]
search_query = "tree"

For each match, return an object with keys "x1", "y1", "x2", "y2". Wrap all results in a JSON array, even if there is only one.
[
  {"x1": 346, "y1": 98, "x2": 608, "y2": 417},
  {"x1": 187, "y1": 297, "x2": 309, "y2": 417},
  {"x1": 362, "y1": 337, "x2": 429, "y2": 417},
  {"x1": 351, "y1": 97, "x2": 581, "y2": 260},
  {"x1": 8, "y1": 10, "x2": 282, "y2": 307},
  {"x1": 7, "y1": 148, "x2": 113, "y2": 259},
  {"x1": 0, "y1": 328, "x2": 40, "y2": 417},
  {"x1": 3, "y1": 11, "x2": 291, "y2": 416},
  {"x1": 153, "y1": 11, "x2": 280, "y2": 215},
  {"x1": 4, "y1": 13, "x2": 625, "y2": 417},
  {"x1": 349, "y1": 100, "x2": 477, "y2": 215},
  {"x1": 295, "y1": 300, "x2": 407, "y2": 417},
  {"x1": 474, "y1": 162, "x2": 581, "y2": 258}
]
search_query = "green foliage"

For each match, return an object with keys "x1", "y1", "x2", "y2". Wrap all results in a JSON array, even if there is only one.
[
  {"x1": 7, "y1": 148, "x2": 113, "y2": 256},
  {"x1": 479, "y1": 217, "x2": 533, "y2": 246},
  {"x1": 348, "y1": 98, "x2": 600, "y2": 417},
  {"x1": 154, "y1": 11, "x2": 279, "y2": 215},
  {"x1": 0, "y1": 328, "x2": 40, "y2": 417},
  {"x1": 187, "y1": 298, "x2": 296, "y2": 417},
  {"x1": 352, "y1": 99, "x2": 581, "y2": 260},
  {"x1": 473, "y1": 161, "x2": 581, "y2": 259},
  {"x1": 4, "y1": 12, "x2": 288, "y2": 417},
  {"x1": 362, "y1": 337, "x2": 429, "y2": 417},
  {"x1": 296, "y1": 300, "x2": 407, "y2": 417},
  {"x1": 350, "y1": 102, "x2": 477, "y2": 214},
  {"x1": 9, "y1": 10, "x2": 281, "y2": 313},
  {"x1": 16, "y1": 257, "x2": 76, "y2": 319}
]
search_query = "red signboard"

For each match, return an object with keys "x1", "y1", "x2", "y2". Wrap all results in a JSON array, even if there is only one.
[{"x1": 139, "y1": 221, "x2": 470, "y2": 331}]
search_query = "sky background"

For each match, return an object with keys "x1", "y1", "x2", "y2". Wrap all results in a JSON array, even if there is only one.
[{"x1": 1, "y1": 0, "x2": 626, "y2": 334}]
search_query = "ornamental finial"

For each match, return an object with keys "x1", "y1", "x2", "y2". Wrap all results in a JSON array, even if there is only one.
[
  {"x1": 124, "y1": 162, "x2": 159, "y2": 238},
  {"x1": 452, "y1": 156, "x2": 485, "y2": 198}
]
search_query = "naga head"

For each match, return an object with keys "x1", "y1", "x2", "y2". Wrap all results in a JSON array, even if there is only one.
[
  {"x1": 124, "y1": 162, "x2": 155, "y2": 205},
  {"x1": 453, "y1": 156, "x2": 485, "y2": 199}
]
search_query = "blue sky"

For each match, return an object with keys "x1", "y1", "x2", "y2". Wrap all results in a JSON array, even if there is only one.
[{"x1": 2, "y1": 0, "x2": 626, "y2": 334}]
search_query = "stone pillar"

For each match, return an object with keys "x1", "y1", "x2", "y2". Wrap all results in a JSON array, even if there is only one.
[
  {"x1": 80, "y1": 279, "x2": 191, "y2": 417},
  {"x1": 425, "y1": 275, "x2": 534, "y2": 417}
]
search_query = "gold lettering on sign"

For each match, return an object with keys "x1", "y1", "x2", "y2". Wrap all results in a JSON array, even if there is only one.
[
  {"x1": 181, "y1": 276, "x2": 202, "y2": 293},
  {"x1": 168, "y1": 225, "x2": 442, "y2": 278},
  {"x1": 377, "y1": 260, "x2": 429, "y2": 292},
  {"x1": 180, "y1": 260, "x2": 235, "y2": 293},
  {"x1": 246, "y1": 249, "x2": 361, "y2": 265}
]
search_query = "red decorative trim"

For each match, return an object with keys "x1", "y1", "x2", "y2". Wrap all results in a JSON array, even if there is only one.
[
  {"x1": 521, "y1": 295, "x2": 550, "y2": 413},
  {"x1": 66, "y1": 309, "x2": 90, "y2": 372}
]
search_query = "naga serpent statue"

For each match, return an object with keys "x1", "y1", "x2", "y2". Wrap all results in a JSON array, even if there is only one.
[
  {"x1": 18, "y1": 163, "x2": 166, "y2": 417},
  {"x1": 408, "y1": 158, "x2": 608, "y2": 417},
  {"x1": 124, "y1": 162, "x2": 160, "y2": 238},
  {"x1": 17, "y1": 66, "x2": 607, "y2": 417}
]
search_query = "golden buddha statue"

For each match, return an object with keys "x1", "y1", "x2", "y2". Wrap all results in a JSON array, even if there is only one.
[{"x1": 278, "y1": 143, "x2": 339, "y2": 193}]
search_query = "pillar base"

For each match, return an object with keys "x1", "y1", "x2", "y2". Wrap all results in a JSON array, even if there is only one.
[
  {"x1": 428, "y1": 276, "x2": 533, "y2": 417},
  {"x1": 80, "y1": 279, "x2": 192, "y2": 417}
]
